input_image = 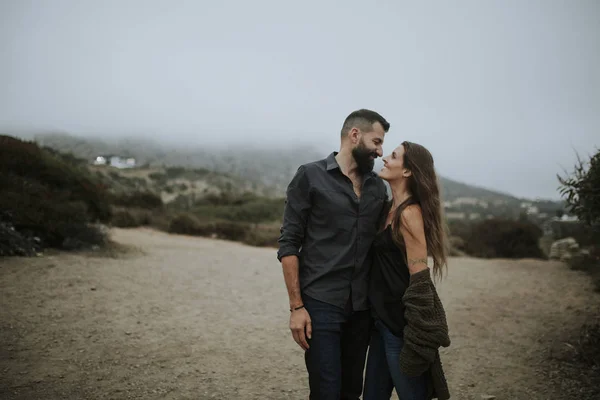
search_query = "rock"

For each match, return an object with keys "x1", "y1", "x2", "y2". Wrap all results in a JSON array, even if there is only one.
[
  {"x1": 0, "y1": 220, "x2": 41, "y2": 256},
  {"x1": 481, "y1": 396, "x2": 496, "y2": 400},
  {"x1": 560, "y1": 253, "x2": 573, "y2": 262},
  {"x1": 550, "y1": 237, "x2": 590, "y2": 266},
  {"x1": 549, "y1": 237, "x2": 577, "y2": 260}
]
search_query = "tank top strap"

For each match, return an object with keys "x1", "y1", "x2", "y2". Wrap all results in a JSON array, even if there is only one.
[{"x1": 396, "y1": 197, "x2": 418, "y2": 214}]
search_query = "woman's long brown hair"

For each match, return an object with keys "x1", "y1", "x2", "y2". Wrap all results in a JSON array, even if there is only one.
[{"x1": 388, "y1": 141, "x2": 449, "y2": 281}]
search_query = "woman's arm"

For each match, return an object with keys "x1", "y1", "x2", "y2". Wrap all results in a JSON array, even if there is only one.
[{"x1": 399, "y1": 204, "x2": 429, "y2": 275}]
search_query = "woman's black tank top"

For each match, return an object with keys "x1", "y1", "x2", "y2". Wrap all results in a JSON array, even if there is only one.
[{"x1": 368, "y1": 198, "x2": 417, "y2": 337}]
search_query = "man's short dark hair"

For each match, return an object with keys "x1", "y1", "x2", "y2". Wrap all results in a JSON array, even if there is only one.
[{"x1": 341, "y1": 109, "x2": 390, "y2": 137}]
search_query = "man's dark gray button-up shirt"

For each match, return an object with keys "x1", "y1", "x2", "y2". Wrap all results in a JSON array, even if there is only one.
[{"x1": 277, "y1": 152, "x2": 388, "y2": 311}]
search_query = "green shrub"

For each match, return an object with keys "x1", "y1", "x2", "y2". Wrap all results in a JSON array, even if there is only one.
[
  {"x1": 213, "y1": 221, "x2": 249, "y2": 241},
  {"x1": 60, "y1": 222, "x2": 108, "y2": 250},
  {"x1": 0, "y1": 135, "x2": 112, "y2": 222},
  {"x1": 192, "y1": 196, "x2": 285, "y2": 223},
  {"x1": 165, "y1": 167, "x2": 186, "y2": 179},
  {"x1": 0, "y1": 136, "x2": 111, "y2": 253},
  {"x1": 111, "y1": 191, "x2": 163, "y2": 209},
  {"x1": 566, "y1": 246, "x2": 600, "y2": 292},
  {"x1": 448, "y1": 236, "x2": 467, "y2": 256},
  {"x1": 465, "y1": 218, "x2": 545, "y2": 259},
  {"x1": 558, "y1": 149, "x2": 600, "y2": 231},
  {"x1": 148, "y1": 172, "x2": 166, "y2": 181},
  {"x1": 446, "y1": 219, "x2": 472, "y2": 242},
  {"x1": 558, "y1": 149, "x2": 600, "y2": 290},
  {"x1": 110, "y1": 208, "x2": 152, "y2": 228},
  {"x1": 575, "y1": 320, "x2": 600, "y2": 367},
  {"x1": 547, "y1": 220, "x2": 597, "y2": 247},
  {"x1": 168, "y1": 214, "x2": 252, "y2": 241},
  {"x1": 168, "y1": 214, "x2": 210, "y2": 236},
  {"x1": 243, "y1": 224, "x2": 280, "y2": 247},
  {"x1": 196, "y1": 192, "x2": 261, "y2": 206},
  {"x1": 0, "y1": 174, "x2": 108, "y2": 249}
]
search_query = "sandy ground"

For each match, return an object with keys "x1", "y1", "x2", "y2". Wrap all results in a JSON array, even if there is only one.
[{"x1": 1, "y1": 228, "x2": 599, "y2": 400}]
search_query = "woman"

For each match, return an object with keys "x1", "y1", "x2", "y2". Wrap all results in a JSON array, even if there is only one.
[{"x1": 363, "y1": 141, "x2": 451, "y2": 400}]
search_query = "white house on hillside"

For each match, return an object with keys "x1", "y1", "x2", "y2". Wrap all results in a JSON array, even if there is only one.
[{"x1": 93, "y1": 155, "x2": 137, "y2": 169}]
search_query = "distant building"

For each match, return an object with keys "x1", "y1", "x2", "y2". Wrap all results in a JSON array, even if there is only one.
[
  {"x1": 446, "y1": 212, "x2": 467, "y2": 220},
  {"x1": 447, "y1": 197, "x2": 489, "y2": 209},
  {"x1": 110, "y1": 156, "x2": 136, "y2": 169},
  {"x1": 520, "y1": 202, "x2": 539, "y2": 215},
  {"x1": 526, "y1": 206, "x2": 539, "y2": 215},
  {"x1": 93, "y1": 156, "x2": 107, "y2": 165},
  {"x1": 92, "y1": 155, "x2": 136, "y2": 169},
  {"x1": 453, "y1": 197, "x2": 480, "y2": 206}
]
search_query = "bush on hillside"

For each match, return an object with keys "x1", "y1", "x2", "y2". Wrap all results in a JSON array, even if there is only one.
[
  {"x1": 167, "y1": 213, "x2": 280, "y2": 245},
  {"x1": 192, "y1": 195, "x2": 285, "y2": 223},
  {"x1": 558, "y1": 149, "x2": 600, "y2": 231},
  {"x1": 198, "y1": 192, "x2": 260, "y2": 206},
  {"x1": 110, "y1": 208, "x2": 152, "y2": 228},
  {"x1": 168, "y1": 214, "x2": 203, "y2": 236},
  {"x1": 448, "y1": 236, "x2": 467, "y2": 256},
  {"x1": 446, "y1": 220, "x2": 472, "y2": 242},
  {"x1": 547, "y1": 220, "x2": 597, "y2": 247},
  {"x1": 110, "y1": 191, "x2": 163, "y2": 210},
  {"x1": 165, "y1": 167, "x2": 187, "y2": 179},
  {"x1": 0, "y1": 135, "x2": 110, "y2": 254},
  {"x1": 464, "y1": 218, "x2": 545, "y2": 259},
  {"x1": 558, "y1": 148, "x2": 600, "y2": 291},
  {"x1": 148, "y1": 172, "x2": 167, "y2": 182},
  {"x1": 0, "y1": 136, "x2": 112, "y2": 222},
  {"x1": 168, "y1": 214, "x2": 250, "y2": 240},
  {"x1": 0, "y1": 211, "x2": 41, "y2": 256},
  {"x1": 576, "y1": 318, "x2": 600, "y2": 367},
  {"x1": 244, "y1": 224, "x2": 281, "y2": 247}
]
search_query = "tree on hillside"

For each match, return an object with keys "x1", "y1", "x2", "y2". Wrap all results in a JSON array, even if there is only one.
[{"x1": 558, "y1": 149, "x2": 600, "y2": 231}]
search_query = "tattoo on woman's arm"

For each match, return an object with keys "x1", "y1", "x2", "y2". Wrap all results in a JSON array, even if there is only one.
[{"x1": 408, "y1": 257, "x2": 428, "y2": 266}]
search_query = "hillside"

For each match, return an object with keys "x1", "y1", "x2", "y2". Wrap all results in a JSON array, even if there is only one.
[
  {"x1": 33, "y1": 133, "x2": 319, "y2": 197},
  {"x1": 32, "y1": 132, "x2": 530, "y2": 200},
  {"x1": 0, "y1": 135, "x2": 112, "y2": 255},
  {"x1": 0, "y1": 135, "x2": 287, "y2": 254},
  {"x1": 0, "y1": 134, "x2": 566, "y2": 261}
]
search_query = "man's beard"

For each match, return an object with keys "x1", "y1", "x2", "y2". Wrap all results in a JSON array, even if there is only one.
[{"x1": 352, "y1": 141, "x2": 377, "y2": 175}]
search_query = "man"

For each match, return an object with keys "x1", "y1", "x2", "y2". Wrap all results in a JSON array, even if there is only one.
[{"x1": 277, "y1": 109, "x2": 390, "y2": 399}]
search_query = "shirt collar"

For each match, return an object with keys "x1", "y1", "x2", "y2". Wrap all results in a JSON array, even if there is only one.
[
  {"x1": 326, "y1": 151, "x2": 339, "y2": 171},
  {"x1": 326, "y1": 151, "x2": 375, "y2": 182}
]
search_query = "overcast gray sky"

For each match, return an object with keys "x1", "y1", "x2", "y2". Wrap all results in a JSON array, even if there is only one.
[{"x1": 1, "y1": 0, "x2": 598, "y2": 200}]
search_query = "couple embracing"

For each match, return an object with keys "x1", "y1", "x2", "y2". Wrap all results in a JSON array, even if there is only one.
[{"x1": 277, "y1": 109, "x2": 451, "y2": 400}]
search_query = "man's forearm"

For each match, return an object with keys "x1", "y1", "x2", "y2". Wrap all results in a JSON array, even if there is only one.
[{"x1": 281, "y1": 255, "x2": 303, "y2": 308}]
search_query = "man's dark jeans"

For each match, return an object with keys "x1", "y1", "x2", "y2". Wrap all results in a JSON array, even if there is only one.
[{"x1": 303, "y1": 294, "x2": 371, "y2": 400}]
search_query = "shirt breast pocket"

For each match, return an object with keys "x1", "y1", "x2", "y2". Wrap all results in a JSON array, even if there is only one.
[{"x1": 311, "y1": 189, "x2": 356, "y2": 232}]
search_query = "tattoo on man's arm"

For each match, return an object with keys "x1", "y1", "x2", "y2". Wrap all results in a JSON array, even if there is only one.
[{"x1": 408, "y1": 257, "x2": 428, "y2": 266}]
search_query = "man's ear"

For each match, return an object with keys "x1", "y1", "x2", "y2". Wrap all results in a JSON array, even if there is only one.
[{"x1": 348, "y1": 127, "x2": 360, "y2": 144}]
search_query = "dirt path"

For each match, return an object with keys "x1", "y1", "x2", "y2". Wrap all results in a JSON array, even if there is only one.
[{"x1": 1, "y1": 228, "x2": 598, "y2": 399}]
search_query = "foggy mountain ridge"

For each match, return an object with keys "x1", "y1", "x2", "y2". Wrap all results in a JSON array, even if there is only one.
[{"x1": 27, "y1": 132, "x2": 557, "y2": 204}]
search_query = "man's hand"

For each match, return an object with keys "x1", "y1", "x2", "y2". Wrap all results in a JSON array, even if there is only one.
[{"x1": 290, "y1": 308, "x2": 312, "y2": 351}]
